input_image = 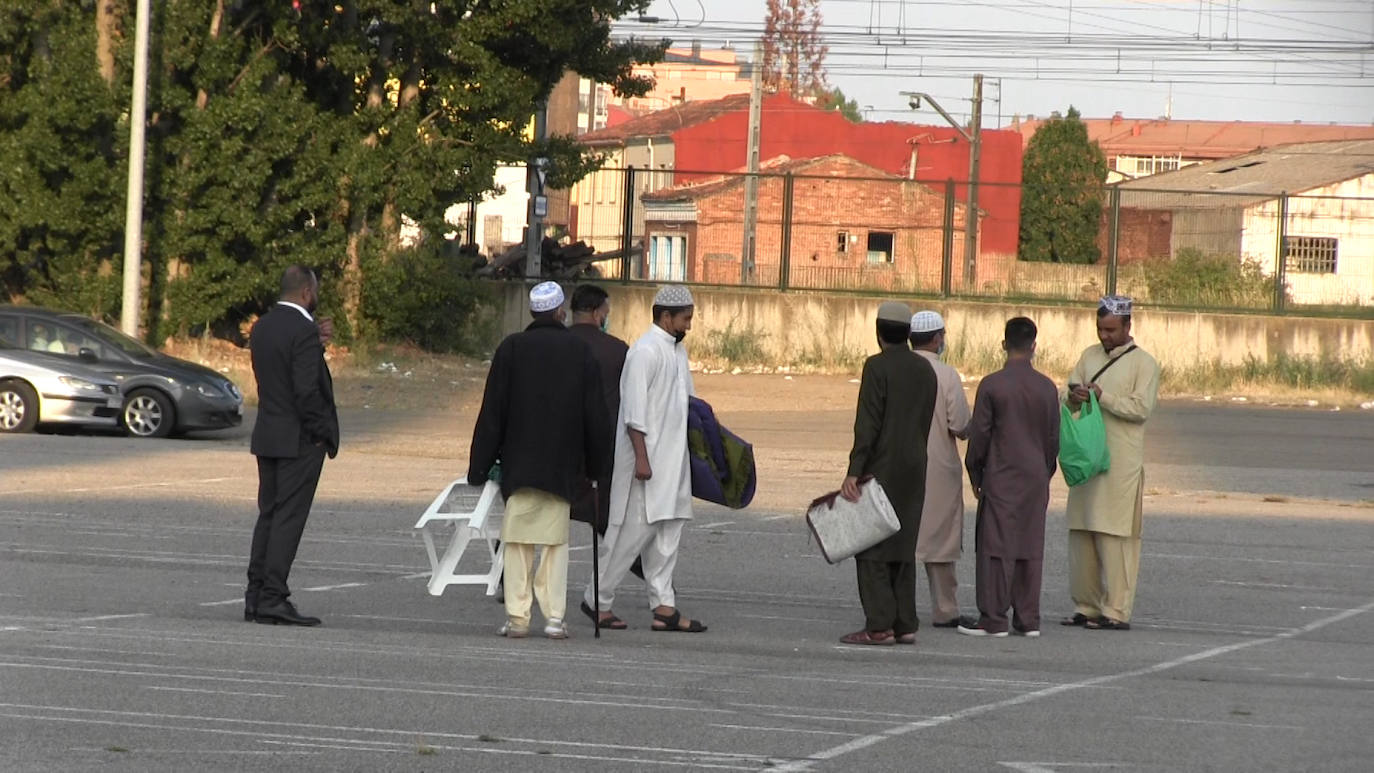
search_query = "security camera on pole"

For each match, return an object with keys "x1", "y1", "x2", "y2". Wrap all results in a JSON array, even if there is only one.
[{"x1": 901, "y1": 73, "x2": 983, "y2": 289}]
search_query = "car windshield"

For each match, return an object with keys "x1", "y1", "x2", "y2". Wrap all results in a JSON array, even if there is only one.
[{"x1": 67, "y1": 317, "x2": 157, "y2": 358}]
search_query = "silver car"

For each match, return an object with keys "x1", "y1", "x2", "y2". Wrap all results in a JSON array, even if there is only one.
[{"x1": 0, "y1": 339, "x2": 123, "y2": 433}]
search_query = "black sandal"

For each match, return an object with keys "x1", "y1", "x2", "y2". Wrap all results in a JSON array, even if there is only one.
[
  {"x1": 1085, "y1": 617, "x2": 1131, "y2": 631},
  {"x1": 580, "y1": 600, "x2": 627, "y2": 630},
  {"x1": 652, "y1": 609, "x2": 707, "y2": 633},
  {"x1": 1060, "y1": 613, "x2": 1092, "y2": 627}
]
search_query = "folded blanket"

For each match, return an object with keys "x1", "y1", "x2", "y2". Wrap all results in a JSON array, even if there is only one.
[{"x1": 686, "y1": 397, "x2": 757, "y2": 509}]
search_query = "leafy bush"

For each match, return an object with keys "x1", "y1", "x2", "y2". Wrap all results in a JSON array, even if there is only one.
[
  {"x1": 360, "y1": 244, "x2": 498, "y2": 354},
  {"x1": 1145, "y1": 248, "x2": 1278, "y2": 309}
]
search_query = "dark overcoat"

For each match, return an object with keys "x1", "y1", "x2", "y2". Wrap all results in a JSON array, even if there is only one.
[
  {"x1": 846, "y1": 345, "x2": 938, "y2": 562},
  {"x1": 468, "y1": 318, "x2": 609, "y2": 501}
]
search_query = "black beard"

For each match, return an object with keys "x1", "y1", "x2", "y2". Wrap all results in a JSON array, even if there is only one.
[{"x1": 673, "y1": 331, "x2": 687, "y2": 344}]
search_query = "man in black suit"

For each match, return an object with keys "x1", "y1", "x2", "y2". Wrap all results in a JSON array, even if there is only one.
[{"x1": 244, "y1": 265, "x2": 339, "y2": 626}]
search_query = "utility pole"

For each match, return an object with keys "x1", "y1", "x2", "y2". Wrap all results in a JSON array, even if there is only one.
[
  {"x1": 525, "y1": 103, "x2": 549, "y2": 279},
  {"x1": 120, "y1": 0, "x2": 151, "y2": 338},
  {"x1": 902, "y1": 73, "x2": 983, "y2": 288},
  {"x1": 740, "y1": 40, "x2": 763, "y2": 283},
  {"x1": 964, "y1": 73, "x2": 983, "y2": 288}
]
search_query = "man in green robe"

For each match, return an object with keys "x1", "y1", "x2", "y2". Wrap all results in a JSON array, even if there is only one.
[{"x1": 838, "y1": 301, "x2": 939, "y2": 646}]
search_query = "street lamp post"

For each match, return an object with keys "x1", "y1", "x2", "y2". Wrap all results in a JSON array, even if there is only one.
[{"x1": 901, "y1": 73, "x2": 983, "y2": 289}]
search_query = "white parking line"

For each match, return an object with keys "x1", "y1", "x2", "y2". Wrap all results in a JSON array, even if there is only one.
[
  {"x1": 300, "y1": 582, "x2": 369, "y2": 592},
  {"x1": 145, "y1": 686, "x2": 286, "y2": 699},
  {"x1": 776, "y1": 598, "x2": 1374, "y2": 771},
  {"x1": 1135, "y1": 715, "x2": 1301, "y2": 730}
]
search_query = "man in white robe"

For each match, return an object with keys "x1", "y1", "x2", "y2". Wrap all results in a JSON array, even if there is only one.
[
  {"x1": 582, "y1": 284, "x2": 707, "y2": 633},
  {"x1": 910, "y1": 311, "x2": 974, "y2": 629},
  {"x1": 1061, "y1": 295, "x2": 1160, "y2": 632}
]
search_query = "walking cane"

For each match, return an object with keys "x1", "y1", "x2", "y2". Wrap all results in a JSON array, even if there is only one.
[{"x1": 592, "y1": 483, "x2": 601, "y2": 639}]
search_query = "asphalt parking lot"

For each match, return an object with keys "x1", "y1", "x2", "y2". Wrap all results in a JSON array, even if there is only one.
[{"x1": 2, "y1": 401, "x2": 1372, "y2": 771}]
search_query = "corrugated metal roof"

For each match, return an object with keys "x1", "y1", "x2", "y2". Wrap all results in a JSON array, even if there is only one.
[{"x1": 1115, "y1": 139, "x2": 1374, "y2": 209}]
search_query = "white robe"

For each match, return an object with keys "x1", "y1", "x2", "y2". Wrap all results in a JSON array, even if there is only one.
[
  {"x1": 914, "y1": 350, "x2": 971, "y2": 563},
  {"x1": 608, "y1": 324, "x2": 694, "y2": 526}
]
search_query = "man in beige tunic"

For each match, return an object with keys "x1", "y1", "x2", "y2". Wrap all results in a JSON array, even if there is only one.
[
  {"x1": 909, "y1": 311, "x2": 973, "y2": 629},
  {"x1": 1061, "y1": 295, "x2": 1160, "y2": 631}
]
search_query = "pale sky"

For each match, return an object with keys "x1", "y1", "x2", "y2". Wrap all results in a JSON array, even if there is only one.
[{"x1": 617, "y1": 0, "x2": 1374, "y2": 126}]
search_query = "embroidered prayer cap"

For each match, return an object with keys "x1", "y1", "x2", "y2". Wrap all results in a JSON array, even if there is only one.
[
  {"x1": 911, "y1": 310, "x2": 945, "y2": 333},
  {"x1": 877, "y1": 301, "x2": 912, "y2": 325},
  {"x1": 654, "y1": 284, "x2": 694, "y2": 308},
  {"x1": 1098, "y1": 294, "x2": 1133, "y2": 316},
  {"x1": 529, "y1": 281, "x2": 565, "y2": 313}
]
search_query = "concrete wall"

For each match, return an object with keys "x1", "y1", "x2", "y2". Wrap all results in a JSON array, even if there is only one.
[{"x1": 496, "y1": 283, "x2": 1374, "y2": 374}]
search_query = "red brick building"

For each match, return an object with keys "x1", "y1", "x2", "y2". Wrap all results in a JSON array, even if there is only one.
[
  {"x1": 574, "y1": 94, "x2": 1023, "y2": 260},
  {"x1": 641, "y1": 155, "x2": 984, "y2": 291}
]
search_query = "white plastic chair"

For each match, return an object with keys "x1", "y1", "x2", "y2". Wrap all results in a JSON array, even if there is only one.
[{"x1": 413, "y1": 477, "x2": 504, "y2": 596}]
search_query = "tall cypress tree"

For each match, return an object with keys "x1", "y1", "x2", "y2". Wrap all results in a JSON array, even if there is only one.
[{"x1": 1018, "y1": 106, "x2": 1109, "y2": 264}]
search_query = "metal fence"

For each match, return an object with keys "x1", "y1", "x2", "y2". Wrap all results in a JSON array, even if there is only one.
[{"x1": 547, "y1": 166, "x2": 1374, "y2": 315}]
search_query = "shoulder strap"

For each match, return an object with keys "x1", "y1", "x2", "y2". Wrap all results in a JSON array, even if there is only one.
[{"x1": 1090, "y1": 344, "x2": 1138, "y2": 383}]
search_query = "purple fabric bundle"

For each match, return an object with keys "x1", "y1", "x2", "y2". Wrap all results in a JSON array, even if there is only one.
[{"x1": 687, "y1": 397, "x2": 757, "y2": 509}]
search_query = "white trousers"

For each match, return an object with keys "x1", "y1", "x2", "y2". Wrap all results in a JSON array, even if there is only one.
[{"x1": 585, "y1": 482, "x2": 684, "y2": 611}]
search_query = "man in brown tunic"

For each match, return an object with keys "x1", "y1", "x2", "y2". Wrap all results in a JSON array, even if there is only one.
[
  {"x1": 838, "y1": 301, "x2": 938, "y2": 646},
  {"x1": 566, "y1": 284, "x2": 628, "y2": 536},
  {"x1": 960, "y1": 317, "x2": 1060, "y2": 638}
]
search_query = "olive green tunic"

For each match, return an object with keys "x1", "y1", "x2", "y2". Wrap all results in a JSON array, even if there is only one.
[{"x1": 846, "y1": 346, "x2": 939, "y2": 562}]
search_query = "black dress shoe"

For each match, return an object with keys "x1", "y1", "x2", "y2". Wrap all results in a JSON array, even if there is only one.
[{"x1": 254, "y1": 600, "x2": 321, "y2": 626}]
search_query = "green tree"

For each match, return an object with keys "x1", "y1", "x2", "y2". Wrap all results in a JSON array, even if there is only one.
[
  {"x1": 1, "y1": 1, "x2": 666, "y2": 347},
  {"x1": 816, "y1": 86, "x2": 861, "y2": 122},
  {"x1": 1018, "y1": 106, "x2": 1108, "y2": 264}
]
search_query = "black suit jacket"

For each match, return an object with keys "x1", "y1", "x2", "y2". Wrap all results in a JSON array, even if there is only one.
[{"x1": 250, "y1": 303, "x2": 340, "y2": 459}]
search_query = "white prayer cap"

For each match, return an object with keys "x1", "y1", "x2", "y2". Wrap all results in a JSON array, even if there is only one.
[
  {"x1": 911, "y1": 310, "x2": 945, "y2": 333},
  {"x1": 876, "y1": 301, "x2": 911, "y2": 325},
  {"x1": 1099, "y1": 294, "x2": 1133, "y2": 316},
  {"x1": 529, "y1": 281, "x2": 565, "y2": 313},
  {"x1": 654, "y1": 284, "x2": 694, "y2": 307}
]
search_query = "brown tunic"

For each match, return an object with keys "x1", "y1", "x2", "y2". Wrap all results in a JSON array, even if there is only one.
[
  {"x1": 846, "y1": 345, "x2": 939, "y2": 563},
  {"x1": 964, "y1": 359, "x2": 1060, "y2": 560}
]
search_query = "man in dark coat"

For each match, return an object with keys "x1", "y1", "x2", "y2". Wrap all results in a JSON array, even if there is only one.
[
  {"x1": 468, "y1": 282, "x2": 609, "y2": 639},
  {"x1": 245, "y1": 265, "x2": 339, "y2": 627},
  {"x1": 566, "y1": 284, "x2": 627, "y2": 535},
  {"x1": 960, "y1": 317, "x2": 1061, "y2": 638},
  {"x1": 838, "y1": 301, "x2": 938, "y2": 646}
]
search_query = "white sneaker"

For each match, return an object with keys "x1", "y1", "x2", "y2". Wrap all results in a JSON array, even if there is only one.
[
  {"x1": 544, "y1": 618, "x2": 568, "y2": 639},
  {"x1": 957, "y1": 623, "x2": 1009, "y2": 638},
  {"x1": 498, "y1": 621, "x2": 529, "y2": 638},
  {"x1": 1015, "y1": 629, "x2": 1041, "y2": 638}
]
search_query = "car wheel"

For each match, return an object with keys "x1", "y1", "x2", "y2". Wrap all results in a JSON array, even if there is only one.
[
  {"x1": 123, "y1": 388, "x2": 175, "y2": 438},
  {"x1": 0, "y1": 380, "x2": 39, "y2": 433}
]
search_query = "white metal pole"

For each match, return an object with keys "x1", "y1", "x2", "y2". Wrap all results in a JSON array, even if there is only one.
[{"x1": 120, "y1": 0, "x2": 152, "y2": 337}]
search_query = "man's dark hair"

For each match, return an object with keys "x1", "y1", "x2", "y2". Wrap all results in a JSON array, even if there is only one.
[
  {"x1": 910, "y1": 329, "x2": 941, "y2": 347},
  {"x1": 877, "y1": 319, "x2": 911, "y2": 346},
  {"x1": 280, "y1": 265, "x2": 315, "y2": 296},
  {"x1": 571, "y1": 284, "x2": 609, "y2": 314},
  {"x1": 1097, "y1": 305, "x2": 1131, "y2": 326},
  {"x1": 1004, "y1": 316, "x2": 1038, "y2": 352},
  {"x1": 652, "y1": 304, "x2": 691, "y2": 321}
]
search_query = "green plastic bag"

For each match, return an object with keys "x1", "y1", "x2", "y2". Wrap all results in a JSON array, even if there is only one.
[{"x1": 1059, "y1": 392, "x2": 1110, "y2": 487}]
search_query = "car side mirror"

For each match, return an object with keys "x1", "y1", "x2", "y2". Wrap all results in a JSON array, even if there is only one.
[{"x1": 78, "y1": 347, "x2": 98, "y2": 363}]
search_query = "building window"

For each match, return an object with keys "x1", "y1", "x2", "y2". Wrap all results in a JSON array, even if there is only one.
[
  {"x1": 866, "y1": 231, "x2": 894, "y2": 264},
  {"x1": 836, "y1": 231, "x2": 849, "y2": 253},
  {"x1": 1116, "y1": 155, "x2": 1183, "y2": 177},
  {"x1": 649, "y1": 234, "x2": 688, "y2": 281},
  {"x1": 1285, "y1": 236, "x2": 1338, "y2": 274}
]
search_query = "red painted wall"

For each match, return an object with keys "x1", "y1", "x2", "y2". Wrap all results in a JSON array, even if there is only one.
[{"x1": 669, "y1": 94, "x2": 1024, "y2": 256}]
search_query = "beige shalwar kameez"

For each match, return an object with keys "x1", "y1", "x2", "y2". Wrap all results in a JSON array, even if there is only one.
[
  {"x1": 502, "y1": 488, "x2": 572, "y2": 628},
  {"x1": 1063, "y1": 340, "x2": 1160, "y2": 623},
  {"x1": 914, "y1": 350, "x2": 971, "y2": 624}
]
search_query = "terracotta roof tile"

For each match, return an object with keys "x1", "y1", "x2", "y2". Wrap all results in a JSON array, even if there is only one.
[
  {"x1": 1015, "y1": 116, "x2": 1374, "y2": 159},
  {"x1": 578, "y1": 93, "x2": 755, "y2": 145}
]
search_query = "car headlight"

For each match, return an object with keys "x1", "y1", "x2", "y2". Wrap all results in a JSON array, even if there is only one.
[
  {"x1": 58, "y1": 376, "x2": 102, "y2": 391},
  {"x1": 194, "y1": 382, "x2": 226, "y2": 399},
  {"x1": 223, "y1": 380, "x2": 242, "y2": 400}
]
